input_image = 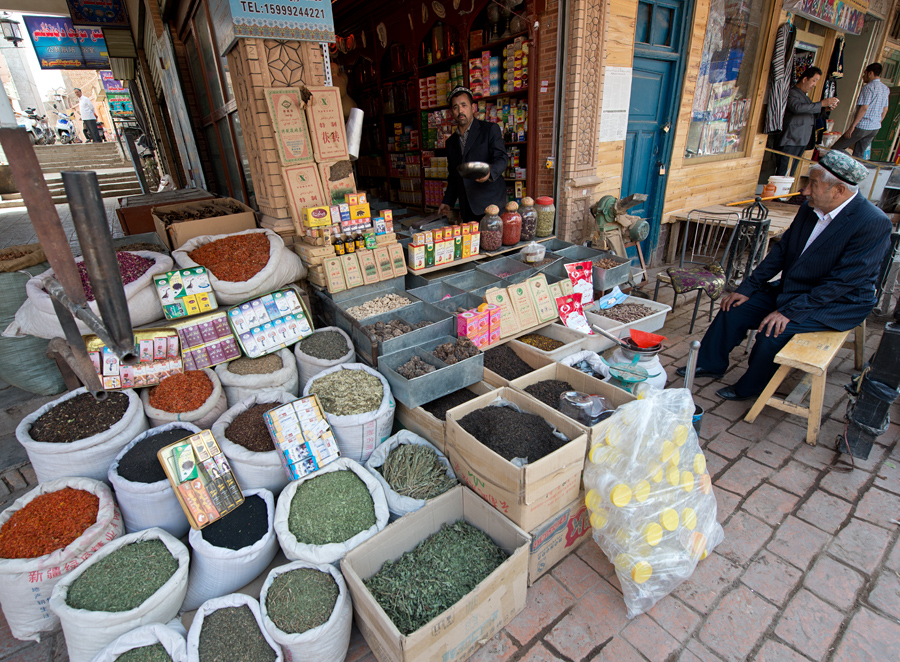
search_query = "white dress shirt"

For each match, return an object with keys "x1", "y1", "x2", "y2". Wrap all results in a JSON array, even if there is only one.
[
  {"x1": 79, "y1": 95, "x2": 96, "y2": 121},
  {"x1": 803, "y1": 191, "x2": 857, "y2": 254}
]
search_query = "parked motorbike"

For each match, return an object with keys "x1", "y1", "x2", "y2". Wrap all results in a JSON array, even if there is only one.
[
  {"x1": 15, "y1": 108, "x2": 48, "y2": 144},
  {"x1": 53, "y1": 110, "x2": 77, "y2": 144}
]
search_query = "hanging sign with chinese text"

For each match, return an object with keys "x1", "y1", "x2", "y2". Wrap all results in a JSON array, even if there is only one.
[
  {"x1": 65, "y1": 0, "x2": 129, "y2": 28},
  {"x1": 783, "y1": 0, "x2": 867, "y2": 35},
  {"x1": 209, "y1": 0, "x2": 334, "y2": 56},
  {"x1": 304, "y1": 86, "x2": 348, "y2": 161},
  {"x1": 265, "y1": 87, "x2": 314, "y2": 165}
]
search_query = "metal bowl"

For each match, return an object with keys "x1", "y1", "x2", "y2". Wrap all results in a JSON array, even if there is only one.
[{"x1": 457, "y1": 162, "x2": 491, "y2": 179}]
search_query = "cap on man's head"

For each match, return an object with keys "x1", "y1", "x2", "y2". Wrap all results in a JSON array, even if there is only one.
[
  {"x1": 447, "y1": 86, "x2": 474, "y2": 104},
  {"x1": 74, "y1": 88, "x2": 81, "y2": 92},
  {"x1": 819, "y1": 150, "x2": 868, "y2": 185}
]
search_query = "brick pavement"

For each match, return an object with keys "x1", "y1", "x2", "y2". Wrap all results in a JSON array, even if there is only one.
[{"x1": 1, "y1": 246, "x2": 899, "y2": 660}]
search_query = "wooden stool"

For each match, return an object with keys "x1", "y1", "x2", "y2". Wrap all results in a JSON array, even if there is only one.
[
  {"x1": 843, "y1": 320, "x2": 866, "y2": 369},
  {"x1": 744, "y1": 330, "x2": 851, "y2": 446}
]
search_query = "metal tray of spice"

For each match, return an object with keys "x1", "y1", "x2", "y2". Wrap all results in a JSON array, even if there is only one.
[
  {"x1": 475, "y1": 256, "x2": 536, "y2": 284},
  {"x1": 378, "y1": 335, "x2": 484, "y2": 410},
  {"x1": 351, "y1": 301, "x2": 456, "y2": 366}
]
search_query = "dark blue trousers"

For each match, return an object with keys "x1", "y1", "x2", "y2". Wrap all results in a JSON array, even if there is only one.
[{"x1": 696, "y1": 289, "x2": 832, "y2": 397}]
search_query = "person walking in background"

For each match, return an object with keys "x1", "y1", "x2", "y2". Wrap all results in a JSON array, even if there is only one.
[
  {"x1": 775, "y1": 67, "x2": 839, "y2": 176},
  {"x1": 74, "y1": 88, "x2": 101, "y2": 143},
  {"x1": 832, "y1": 63, "x2": 890, "y2": 158}
]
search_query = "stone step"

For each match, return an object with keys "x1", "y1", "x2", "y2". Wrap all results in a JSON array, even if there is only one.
[{"x1": 0, "y1": 185, "x2": 143, "y2": 209}]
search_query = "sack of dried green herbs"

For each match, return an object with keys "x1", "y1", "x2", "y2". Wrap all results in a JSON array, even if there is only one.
[
  {"x1": 364, "y1": 431, "x2": 457, "y2": 519},
  {"x1": 259, "y1": 561, "x2": 351, "y2": 662},
  {"x1": 49, "y1": 528, "x2": 190, "y2": 662},
  {"x1": 141, "y1": 368, "x2": 227, "y2": 430},
  {"x1": 273, "y1": 457, "x2": 389, "y2": 565},
  {"x1": 16, "y1": 386, "x2": 149, "y2": 484},
  {"x1": 215, "y1": 349, "x2": 299, "y2": 409},
  {"x1": 90, "y1": 622, "x2": 187, "y2": 662},
  {"x1": 294, "y1": 327, "x2": 355, "y2": 390},
  {"x1": 210, "y1": 391, "x2": 294, "y2": 495},
  {"x1": 182, "y1": 488, "x2": 279, "y2": 612},
  {"x1": 186, "y1": 593, "x2": 283, "y2": 662}
]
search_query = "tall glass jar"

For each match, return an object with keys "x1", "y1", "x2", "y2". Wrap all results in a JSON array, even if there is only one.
[
  {"x1": 519, "y1": 196, "x2": 537, "y2": 242},
  {"x1": 501, "y1": 202, "x2": 523, "y2": 245},
  {"x1": 480, "y1": 204, "x2": 503, "y2": 251},
  {"x1": 535, "y1": 196, "x2": 556, "y2": 237}
]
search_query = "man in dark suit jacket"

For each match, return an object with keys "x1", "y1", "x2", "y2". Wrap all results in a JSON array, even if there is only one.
[
  {"x1": 438, "y1": 87, "x2": 509, "y2": 224},
  {"x1": 678, "y1": 150, "x2": 892, "y2": 400}
]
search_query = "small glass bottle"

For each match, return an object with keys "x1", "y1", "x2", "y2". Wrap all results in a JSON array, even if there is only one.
[
  {"x1": 535, "y1": 196, "x2": 556, "y2": 237},
  {"x1": 501, "y1": 201, "x2": 522, "y2": 245},
  {"x1": 355, "y1": 232, "x2": 366, "y2": 252},
  {"x1": 333, "y1": 233, "x2": 345, "y2": 256},
  {"x1": 344, "y1": 233, "x2": 356, "y2": 254},
  {"x1": 480, "y1": 204, "x2": 503, "y2": 251},
  {"x1": 519, "y1": 196, "x2": 537, "y2": 242}
]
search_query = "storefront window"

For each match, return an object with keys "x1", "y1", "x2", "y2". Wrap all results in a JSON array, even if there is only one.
[{"x1": 684, "y1": 0, "x2": 768, "y2": 160}]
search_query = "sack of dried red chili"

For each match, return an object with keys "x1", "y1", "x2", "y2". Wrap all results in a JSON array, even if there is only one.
[
  {"x1": 173, "y1": 229, "x2": 306, "y2": 304},
  {"x1": 0, "y1": 477, "x2": 123, "y2": 642},
  {"x1": 16, "y1": 387, "x2": 149, "y2": 484},
  {"x1": 141, "y1": 368, "x2": 227, "y2": 429},
  {"x1": 4, "y1": 251, "x2": 173, "y2": 339}
]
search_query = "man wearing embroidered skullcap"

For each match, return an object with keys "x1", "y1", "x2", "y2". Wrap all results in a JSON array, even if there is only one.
[
  {"x1": 676, "y1": 150, "x2": 892, "y2": 400},
  {"x1": 438, "y1": 86, "x2": 509, "y2": 224}
]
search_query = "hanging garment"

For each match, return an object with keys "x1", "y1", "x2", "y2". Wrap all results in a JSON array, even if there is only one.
[
  {"x1": 765, "y1": 22, "x2": 796, "y2": 134},
  {"x1": 828, "y1": 38, "x2": 845, "y2": 79}
]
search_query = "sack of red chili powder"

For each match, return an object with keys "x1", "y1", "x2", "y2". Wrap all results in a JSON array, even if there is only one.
[
  {"x1": 141, "y1": 369, "x2": 227, "y2": 430},
  {"x1": 91, "y1": 622, "x2": 187, "y2": 662},
  {"x1": 0, "y1": 477, "x2": 123, "y2": 642},
  {"x1": 210, "y1": 391, "x2": 296, "y2": 495},
  {"x1": 173, "y1": 229, "x2": 306, "y2": 305},
  {"x1": 3, "y1": 251, "x2": 172, "y2": 340}
]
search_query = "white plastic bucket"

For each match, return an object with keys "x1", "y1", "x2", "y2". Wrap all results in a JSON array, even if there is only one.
[{"x1": 768, "y1": 175, "x2": 794, "y2": 199}]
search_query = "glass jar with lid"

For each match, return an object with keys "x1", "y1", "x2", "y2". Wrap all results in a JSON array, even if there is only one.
[
  {"x1": 501, "y1": 201, "x2": 523, "y2": 245},
  {"x1": 480, "y1": 204, "x2": 503, "y2": 251},
  {"x1": 519, "y1": 196, "x2": 537, "y2": 242},
  {"x1": 535, "y1": 196, "x2": 555, "y2": 237}
]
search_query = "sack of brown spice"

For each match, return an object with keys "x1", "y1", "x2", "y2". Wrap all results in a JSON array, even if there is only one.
[
  {"x1": 91, "y1": 622, "x2": 188, "y2": 662},
  {"x1": 215, "y1": 348, "x2": 300, "y2": 408},
  {"x1": 16, "y1": 387, "x2": 149, "y2": 483},
  {"x1": 141, "y1": 369, "x2": 227, "y2": 429},
  {"x1": 5, "y1": 251, "x2": 173, "y2": 339},
  {"x1": 210, "y1": 392, "x2": 296, "y2": 494},
  {"x1": 0, "y1": 477, "x2": 124, "y2": 642},
  {"x1": 173, "y1": 229, "x2": 306, "y2": 305},
  {"x1": 364, "y1": 431, "x2": 457, "y2": 519},
  {"x1": 49, "y1": 528, "x2": 190, "y2": 662},
  {"x1": 107, "y1": 422, "x2": 201, "y2": 538},
  {"x1": 259, "y1": 561, "x2": 352, "y2": 662},
  {"x1": 186, "y1": 593, "x2": 283, "y2": 662}
]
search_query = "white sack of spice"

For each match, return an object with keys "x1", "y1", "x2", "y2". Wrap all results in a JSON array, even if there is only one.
[
  {"x1": 215, "y1": 348, "x2": 300, "y2": 408},
  {"x1": 141, "y1": 368, "x2": 228, "y2": 430},
  {"x1": 173, "y1": 228, "x2": 306, "y2": 304},
  {"x1": 4, "y1": 251, "x2": 172, "y2": 339},
  {"x1": 91, "y1": 622, "x2": 188, "y2": 662},
  {"x1": 185, "y1": 592, "x2": 284, "y2": 662},
  {"x1": 294, "y1": 326, "x2": 355, "y2": 390}
]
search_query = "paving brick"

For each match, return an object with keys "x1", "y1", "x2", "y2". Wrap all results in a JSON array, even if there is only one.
[
  {"x1": 715, "y1": 488, "x2": 740, "y2": 524},
  {"x1": 673, "y1": 553, "x2": 742, "y2": 614},
  {"x1": 775, "y1": 589, "x2": 845, "y2": 660},
  {"x1": 746, "y1": 440, "x2": 792, "y2": 468},
  {"x1": 706, "y1": 433, "x2": 753, "y2": 460},
  {"x1": 730, "y1": 418, "x2": 777, "y2": 442},
  {"x1": 519, "y1": 641, "x2": 567, "y2": 662},
  {"x1": 551, "y1": 552, "x2": 601, "y2": 599},
  {"x1": 716, "y1": 511, "x2": 773, "y2": 564},
  {"x1": 767, "y1": 516, "x2": 830, "y2": 570},
  {"x1": 766, "y1": 420, "x2": 807, "y2": 450},
  {"x1": 874, "y1": 455, "x2": 900, "y2": 495},
  {"x1": 792, "y1": 443, "x2": 838, "y2": 470},
  {"x1": 829, "y1": 519, "x2": 893, "y2": 574},
  {"x1": 505, "y1": 575, "x2": 575, "y2": 645},
  {"x1": 819, "y1": 467, "x2": 872, "y2": 502},
  {"x1": 832, "y1": 607, "x2": 900, "y2": 662},
  {"x1": 3, "y1": 470, "x2": 25, "y2": 491},
  {"x1": 796, "y1": 491, "x2": 853, "y2": 534},
  {"x1": 468, "y1": 631, "x2": 518, "y2": 662},
  {"x1": 740, "y1": 550, "x2": 804, "y2": 605},
  {"x1": 591, "y1": 636, "x2": 647, "y2": 662},
  {"x1": 867, "y1": 568, "x2": 900, "y2": 620},
  {"x1": 769, "y1": 461, "x2": 820, "y2": 496},
  {"x1": 577, "y1": 539, "x2": 616, "y2": 578},
  {"x1": 545, "y1": 579, "x2": 629, "y2": 661},
  {"x1": 0, "y1": 479, "x2": 8, "y2": 498},
  {"x1": 622, "y1": 615, "x2": 680, "y2": 661},
  {"x1": 705, "y1": 452, "x2": 729, "y2": 479},
  {"x1": 699, "y1": 585, "x2": 777, "y2": 662},
  {"x1": 855, "y1": 488, "x2": 900, "y2": 529},
  {"x1": 846, "y1": 442, "x2": 888, "y2": 473},
  {"x1": 715, "y1": 458, "x2": 773, "y2": 494},
  {"x1": 804, "y1": 555, "x2": 865, "y2": 610},
  {"x1": 4, "y1": 638, "x2": 52, "y2": 662},
  {"x1": 742, "y1": 484, "x2": 800, "y2": 525},
  {"x1": 754, "y1": 639, "x2": 813, "y2": 662},
  {"x1": 710, "y1": 398, "x2": 756, "y2": 422},
  {"x1": 885, "y1": 537, "x2": 900, "y2": 573},
  {"x1": 683, "y1": 639, "x2": 726, "y2": 662},
  {"x1": 18, "y1": 465, "x2": 35, "y2": 486},
  {"x1": 647, "y1": 595, "x2": 701, "y2": 643}
]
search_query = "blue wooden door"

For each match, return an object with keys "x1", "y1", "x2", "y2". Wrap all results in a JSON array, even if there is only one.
[{"x1": 622, "y1": 0, "x2": 690, "y2": 256}]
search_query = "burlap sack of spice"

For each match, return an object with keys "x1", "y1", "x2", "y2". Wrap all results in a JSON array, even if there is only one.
[
  {"x1": 215, "y1": 348, "x2": 299, "y2": 409},
  {"x1": 3, "y1": 251, "x2": 172, "y2": 339},
  {"x1": 16, "y1": 387, "x2": 149, "y2": 484},
  {"x1": 49, "y1": 527, "x2": 190, "y2": 662},
  {"x1": 0, "y1": 243, "x2": 46, "y2": 273},
  {"x1": 210, "y1": 391, "x2": 295, "y2": 495},
  {"x1": 0, "y1": 477, "x2": 124, "y2": 642},
  {"x1": 259, "y1": 561, "x2": 352, "y2": 662},
  {"x1": 90, "y1": 622, "x2": 188, "y2": 662}
]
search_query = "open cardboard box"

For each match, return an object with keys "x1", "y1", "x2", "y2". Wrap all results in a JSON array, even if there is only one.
[
  {"x1": 482, "y1": 341, "x2": 554, "y2": 388},
  {"x1": 341, "y1": 486, "x2": 529, "y2": 662},
  {"x1": 445, "y1": 387, "x2": 589, "y2": 531},
  {"x1": 528, "y1": 491, "x2": 591, "y2": 585},
  {"x1": 394, "y1": 381, "x2": 495, "y2": 453},
  {"x1": 152, "y1": 197, "x2": 257, "y2": 250}
]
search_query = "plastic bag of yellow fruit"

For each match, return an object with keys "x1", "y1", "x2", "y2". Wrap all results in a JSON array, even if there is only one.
[{"x1": 583, "y1": 385, "x2": 723, "y2": 618}]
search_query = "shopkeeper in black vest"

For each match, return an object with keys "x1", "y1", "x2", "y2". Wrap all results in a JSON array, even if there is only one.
[{"x1": 438, "y1": 86, "x2": 509, "y2": 224}]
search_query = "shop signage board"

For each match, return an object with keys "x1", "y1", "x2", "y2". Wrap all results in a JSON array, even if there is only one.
[
  {"x1": 108, "y1": 94, "x2": 134, "y2": 118},
  {"x1": 22, "y1": 16, "x2": 109, "y2": 70},
  {"x1": 304, "y1": 86, "x2": 349, "y2": 161},
  {"x1": 100, "y1": 71, "x2": 126, "y2": 93},
  {"x1": 65, "y1": 0, "x2": 130, "y2": 28},
  {"x1": 209, "y1": 0, "x2": 334, "y2": 56},
  {"x1": 264, "y1": 87, "x2": 314, "y2": 165},
  {"x1": 783, "y1": 0, "x2": 867, "y2": 35}
]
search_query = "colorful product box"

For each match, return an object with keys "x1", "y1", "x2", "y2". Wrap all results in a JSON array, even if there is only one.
[
  {"x1": 154, "y1": 267, "x2": 217, "y2": 320},
  {"x1": 227, "y1": 289, "x2": 313, "y2": 359},
  {"x1": 304, "y1": 206, "x2": 332, "y2": 227}
]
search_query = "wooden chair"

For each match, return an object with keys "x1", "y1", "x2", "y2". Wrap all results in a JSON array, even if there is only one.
[{"x1": 744, "y1": 329, "x2": 851, "y2": 446}]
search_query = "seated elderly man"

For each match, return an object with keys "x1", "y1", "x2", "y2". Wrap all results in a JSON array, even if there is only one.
[{"x1": 676, "y1": 150, "x2": 892, "y2": 400}]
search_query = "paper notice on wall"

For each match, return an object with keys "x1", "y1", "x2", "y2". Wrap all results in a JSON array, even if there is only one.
[{"x1": 598, "y1": 67, "x2": 632, "y2": 143}]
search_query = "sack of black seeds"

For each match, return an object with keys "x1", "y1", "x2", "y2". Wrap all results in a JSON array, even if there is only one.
[
  {"x1": 141, "y1": 368, "x2": 227, "y2": 430},
  {"x1": 210, "y1": 391, "x2": 294, "y2": 494},
  {"x1": 273, "y1": 457, "x2": 389, "y2": 565},
  {"x1": 181, "y1": 489, "x2": 279, "y2": 612},
  {"x1": 49, "y1": 527, "x2": 190, "y2": 662},
  {"x1": 16, "y1": 387, "x2": 149, "y2": 483},
  {"x1": 215, "y1": 349, "x2": 299, "y2": 409},
  {"x1": 186, "y1": 593, "x2": 283, "y2": 662},
  {"x1": 0, "y1": 477, "x2": 124, "y2": 642},
  {"x1": 90, "y1": 622, "x2": 188, "y2": 662},
  {"x1": 259, "y1": 561, "x2": 351, "y2": 662},
  {"x1": 364, "y1": 430, "x2": 457, "y2": 519},
  {"x1": 294, "y1": 327, "x2": 354, "y2": 390},
  {"x1": 108, "y1": 422, "x2": 201, "y2": 537},
  {"x1": 4, "y1": 251, "x2": 172, "y2": 339}
]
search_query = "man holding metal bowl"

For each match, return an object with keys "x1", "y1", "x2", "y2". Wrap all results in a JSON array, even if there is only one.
[{"x1": 438, "y1": 86, "x2": 509, "y2": 224}]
